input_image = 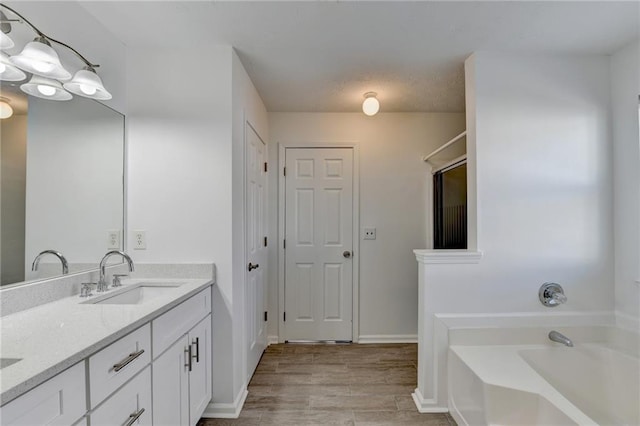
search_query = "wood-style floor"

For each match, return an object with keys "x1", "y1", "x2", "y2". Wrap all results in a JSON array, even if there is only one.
[{"x1": 198, "y1": 343, "x2": 457, "y2": 425}]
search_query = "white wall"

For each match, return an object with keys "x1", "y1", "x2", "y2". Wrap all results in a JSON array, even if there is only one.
[
  {"x1": 268, "y1": 113, "x2": 465, "y2": 340},
  {"x1": 415, "y1": 52, "x2": 614, "y2": 411},
  {"x1": 127, "y1": 46, "x2": 269, "y2": 415},
  {"x1": 611, "y1": 41, "x2": 640, "y2": 329}
]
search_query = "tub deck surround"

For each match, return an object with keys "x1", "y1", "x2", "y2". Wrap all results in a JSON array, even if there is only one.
[
  {"x1": 0, "y1": 274, "x2": 214, "y2": 405},
  {"x1": 448, "y1": 343, "x2": 640, "y2": 426}
]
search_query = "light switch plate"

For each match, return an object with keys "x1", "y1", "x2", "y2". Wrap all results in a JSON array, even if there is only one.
[{"x1": 363, "y1": 228, "x2": 376, "y2": 240}]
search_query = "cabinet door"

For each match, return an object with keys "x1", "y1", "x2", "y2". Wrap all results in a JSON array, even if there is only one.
[
  {"x1": 188, "y1": 314, "x2": 212, "y2": 424},
  {"x1": 90, "y1": 366, "x2": 151, "y2": 426},
  {"x1": 152, "y1": 335, "x2": 189, "y2": 426}
]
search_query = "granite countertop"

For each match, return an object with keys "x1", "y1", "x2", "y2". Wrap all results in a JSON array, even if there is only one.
[{"x1": 0, "y1": 278, "x2": 213, "y2": 405}]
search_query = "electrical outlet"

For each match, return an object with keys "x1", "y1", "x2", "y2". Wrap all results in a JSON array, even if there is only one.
[
  {"x1": 133, "y1": 230, "x2": 146, "y2": 250},
  {"x1": 107, "y1": 230, "x2": 120, "y2": 249},
  {"x1": 363, "y1": 228, "x2": 376, "y2": 240}
]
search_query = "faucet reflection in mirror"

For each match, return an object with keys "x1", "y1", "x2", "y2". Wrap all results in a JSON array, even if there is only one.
[
  {"x1": 0, "y1": 4, "x2": 112, "y2": 101},
  {"x1": 31, "y1": 250, "x2": 68, "y2": 275}
]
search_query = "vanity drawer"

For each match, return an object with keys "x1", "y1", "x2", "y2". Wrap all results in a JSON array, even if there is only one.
[
  {"x1": 88, "y1": 323, "x2": 151, "y2": 408},
  {"x1": 1, "y1": 361, "x2": 86, "y2": 426},
  {"x1": 90, "y1": 366, "x2": 151, "y2": 426},
  {"x1": 152, "y1": 288, "x2": 211, "y2": 358}
]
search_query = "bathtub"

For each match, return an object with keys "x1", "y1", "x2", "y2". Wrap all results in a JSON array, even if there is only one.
[{"x1": 448, "y1": 327, "x2": 640, "y2": 426}]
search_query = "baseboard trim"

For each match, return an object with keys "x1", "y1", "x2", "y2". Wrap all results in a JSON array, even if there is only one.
[
  {"x1": 411, "y1": 388, "x2": 448, "y2": 413},
  {"x1": 267, "y1": 335, "x2": 280, "y2": 345},
  {"x1": 358, "y1": 334, "x2": 418, "y2": 344},
  {"x1": 202, "y1": 388, "x2": 248, "y2": 419},
  {"x1": 615, "y1": 310, "x2": 640, "y2": 332}
]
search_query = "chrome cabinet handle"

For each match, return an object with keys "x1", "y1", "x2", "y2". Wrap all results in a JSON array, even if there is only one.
[
  {"x1": 248, "y1": 262, "x2": 259, "y2": 271},
  {"x1": 113, "y1": 349, "x2": 145, "y2": 372},
  {"x1": 125, "y1": 408, "x2": 145, "y2": 426},
  {"x1": 192, "y1": 337, "x2": 200, "y2": 363},
  {"x1": 184, "y1": 346, "x2": 192, "y2": 372}
]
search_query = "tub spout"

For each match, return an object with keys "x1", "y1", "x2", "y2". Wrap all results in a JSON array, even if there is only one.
[{"x1": 549, "y1": 330, "x2": 573, "y2": 347}]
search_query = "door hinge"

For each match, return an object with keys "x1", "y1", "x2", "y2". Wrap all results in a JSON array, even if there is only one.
[
  {"x1": 283, "y1": 239, "x2": 286, "y2": 249},
  {"x1": 283, "y1": 167, "x2": 286, "y2": 177},
  {"x1": 264, "y1": 162, "x2": 268, "y2": 172},
  {"x1": 264, "y1": 311, "x2": 268, "y2": 322},
  {"x1": 283, "y1": 312, "x2": 286, "y2": 322},
  {"x1": 264, "y1": 236, "x2": 267, "y2": 247}
]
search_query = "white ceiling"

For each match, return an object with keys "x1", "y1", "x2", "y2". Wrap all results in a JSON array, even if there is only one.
[{"x1": 80, "y1": 1, "x2": 639, "y2": 113}]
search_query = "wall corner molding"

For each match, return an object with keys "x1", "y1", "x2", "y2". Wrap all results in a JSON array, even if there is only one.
[
  {"x1": 413, "y1": 249, "x2": 483, "y2": 264},
  {"x1": 202, "y1": 388, "x2": 248, "y2": 419}
]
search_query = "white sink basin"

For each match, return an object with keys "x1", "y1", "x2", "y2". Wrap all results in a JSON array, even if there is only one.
[{"x1": 83, "y1": 282, "x2": 184, "y2": 305}]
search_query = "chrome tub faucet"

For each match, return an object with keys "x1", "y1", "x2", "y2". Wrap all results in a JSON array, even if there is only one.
[{"x1": 549, "y1": 330, "x2": 573, "y2": 347}]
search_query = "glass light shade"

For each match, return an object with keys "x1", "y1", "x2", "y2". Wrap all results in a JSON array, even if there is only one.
[
  {"x1": 20, "y1": 75, "x2": 72, "y2": 101},
  {"x1": 362, "y1": 93, "x2": 380, "y2": 116},
  {"x1": 64, "y1": 68, "x2": 112, "y2": 100},
  {"x1": 0, "y1": 100, "x2": 13, "y2": 119},
  {"x1": 0, "y1": 52, "x2": 26, "y2": 81},
  {"x1": 9, "y1": 39, "x2": 72, "y2": 80},
  {"x1": 0, "y1": 31, "x2": 14, "y2": 49}
]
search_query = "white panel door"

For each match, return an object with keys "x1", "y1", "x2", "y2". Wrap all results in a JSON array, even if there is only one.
[
  {"x1": 246, "y1": 123, "x2": 268, "y2": 379},
  {"x1": 284, "y1": 148, "x2": 353, "y2": 341}
]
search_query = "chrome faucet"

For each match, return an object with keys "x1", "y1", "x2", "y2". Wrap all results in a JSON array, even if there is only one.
[
  {"x1": 539, "y1": 282, "x2": 567, "y2": 307},
  {"x1": 32, "y1": 250, "x2": 69, "y2": 275},
  {"x1": 98, "y1": 250, "x2": 134, "y2": 292},
  {"x1": 549, "y1": 330, "x2": 573, "y2": 347}
]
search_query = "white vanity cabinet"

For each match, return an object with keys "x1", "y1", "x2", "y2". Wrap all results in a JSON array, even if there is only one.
[
  {"x1": 90, "y1": 366, "x2": 152, "y2": 426},
  {"x1": 152, "y1": 288, "x2": 212, "y2": 426},
  {"x1": 0, "y1": 362, "x2": 86, "y2": 425}
]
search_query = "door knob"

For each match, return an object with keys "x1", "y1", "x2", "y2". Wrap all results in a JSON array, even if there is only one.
[
  {"x1": 343, "y1": 251, "x2": 352, "y2": 259},
  {"x1": 248, "y1": 262, "x2": 259, "y2": 271}
]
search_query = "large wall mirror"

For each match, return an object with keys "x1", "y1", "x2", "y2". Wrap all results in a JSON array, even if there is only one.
[{"x1": 0, "y1": 83, "x2": 124, "y2": 287}]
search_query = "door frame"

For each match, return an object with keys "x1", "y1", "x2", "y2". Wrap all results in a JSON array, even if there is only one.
[{"x1": 277, "y1": 142, "x2": 360, "y2": 343}]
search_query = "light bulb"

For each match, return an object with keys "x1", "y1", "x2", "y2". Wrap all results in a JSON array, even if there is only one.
[
  {"x1": 37, "y1": 84, "x2": 56, "y2": 96},
  {"x1": 79, "y1": 84, "x2": 97, "y2": 96},
  {"x1": 33, "y1": 61, "x2": 54, "y2": 73},
  {"x1": 0, "y1": 63, "x2": 5, "y2": 74},
  {"x1": 362, "y1": 93, "x2": 380, "y2": 116},
  {"x1": 0, "y1": 101, "x2": 12, "y2": 119}
]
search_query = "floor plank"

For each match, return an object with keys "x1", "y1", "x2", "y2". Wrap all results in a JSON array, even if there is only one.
[{"x1": 198, "y1": 343, "x2": 456, "y2": 426}]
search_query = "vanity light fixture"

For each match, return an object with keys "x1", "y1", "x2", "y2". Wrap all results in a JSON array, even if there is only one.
[
  {"x1": 362, "y1": 92, "x2": 380, "y2": 116},
  {"x1": 0, "y1": 4, "x2": 112, "y2": 101},
  {"x1": 21, "y1": 74, "x2": 72, "y2": 101},
  {"x1": 0, "y1": 97, "x2": 13, "y2": 119},
  {"x1": 0, "y1": 51, "x2": 26, "y2": 81}
]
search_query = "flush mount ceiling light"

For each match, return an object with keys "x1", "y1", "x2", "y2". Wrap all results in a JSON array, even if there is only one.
[
  {"x1": 64, "y1": 66, "x2": 112, "y2": 100},
  {"x1": 0, "y1": 52, "x2": 26, "y2": 81},
  {"x1": 362, "y1": 92, "x2": 380, "y2": 116},
  {"x1": 0, "y1": 97, "x2": 13, "y2": 119},
  {"x1": 21, "y1": 75, "x2": 72, "y2": 101},
  {"x1": 0, "y1": 4, "x2": 112, "y2": 102}
]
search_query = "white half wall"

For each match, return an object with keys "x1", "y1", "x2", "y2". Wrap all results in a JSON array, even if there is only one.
[
  {"x1": 611, "y1": 41, "x2": 640, "y2": 330},
  {"x1": 267, "y1": 113, "x2": 465, "y2": 341},
  {"x1": 415, "y1": 51, "x2": 615, "y2": 411}
]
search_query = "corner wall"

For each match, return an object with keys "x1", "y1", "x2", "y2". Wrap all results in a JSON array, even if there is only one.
[
  {"x1": 611, "y1": 41, "x2": 640, "y2": 330},
  {"x1": 267, "y1": 113, "x2": 465, "y2": 341}
]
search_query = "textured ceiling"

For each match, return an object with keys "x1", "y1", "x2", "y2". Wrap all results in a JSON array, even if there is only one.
[{"x1": 80, "y1": 1, "x2": 639, "y2": 113}]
